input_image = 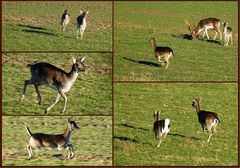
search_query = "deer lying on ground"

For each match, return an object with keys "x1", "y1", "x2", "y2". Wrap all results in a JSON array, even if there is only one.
[
  {"x1": 153, "y1": 111, "x2": 170, "y2": 147},
  {"x1": 186, "y1": 18, "x2": 222, "y2": 40},
  {"x1": 19, "y1": 57, "x2": 86, "y2": 113},
  {"x1": 60, "y1": 10, "x2": 70, "y2": 31},
  {"x1": 25, "y1": 117, "x2": 79, "y2": 160},
  {"x1": 76, "y1": 10, "x2": 89, "y2": 39},
  {"x1": 223, "y1": 22, "x2": 233, "y2": 46},
  {"x1": 149, "y1": 37, "x2": 174, "y2": 69},
  {"x1": 192, "y1": 98, "x2": 220, "y2": 142}
]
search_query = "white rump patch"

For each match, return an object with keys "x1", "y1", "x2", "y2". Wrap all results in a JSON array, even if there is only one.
[{"x1": 162, "y1": 118, "x2": 170, "y2": 134}]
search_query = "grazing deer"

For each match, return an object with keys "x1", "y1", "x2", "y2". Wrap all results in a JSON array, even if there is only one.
[
  {"x1": 223, "y1": 22, "x2": 233, "y2": 46},
  {"x1": 192, "y1": 98, "x2": 220, "y2": 142},
  {"x1": 76, "y1": 10, "x2": 89, "y2": 40},
  {"x1": 25, "y1": 117, "x2": 79, "y2": 160},
  {"x1": 19, "y1": 57, "x2": 86, "y2": 113},
  {"x1": 149, "y1": 37, "x2": 174, "y2": 69},
  {"x1": 191, "y1": 18, "x2": 222, "y2": 40},
  {"x1": 153, "y1": 111, "x2": 170, "y2": 147},
  {"x1": 60, "y1": 10, "x2": 70, "y2": 31}
]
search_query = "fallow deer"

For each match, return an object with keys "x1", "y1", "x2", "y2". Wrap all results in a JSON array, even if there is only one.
[
  {"x1": 149, "y1": 37, "x2": 174, "y2": 69},
  {"x1": 223, "y1": 22, "x2": 233, "y2": 46},
  {"x1": 184, "y1": 18, "x2": 197, "y2": 34},
  {"x1": 60, "y1": 10, "x2": 70, "y2": 32},
  {"x1": 153, "y1": 111, "x2": 170, "y2": 147},
  {"x1": 76, "y1": 10, "x2": 89, "y2": 40},
  {"x1": 191, "y1": 18, "x2": 222, "y2": 40},
  {"x1": 25, "y1": 117, "x2": 79, "y2": 160},
  {"x1": 19, "y1": 57, "x2": 86, "y2": 113},
  {"x1": 192, "y1": 98, "x2": 220, "y2": 142}
]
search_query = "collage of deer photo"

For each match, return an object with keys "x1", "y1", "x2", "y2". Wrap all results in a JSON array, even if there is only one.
[{"x1": 1, "y1": 1, "x2": 239, "y2": 167}]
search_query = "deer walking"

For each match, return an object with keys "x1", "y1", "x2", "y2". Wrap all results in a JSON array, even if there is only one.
[
  {"x1": 76, "y1": 10, "x2": 89, "y2": 40},
  {"x1": 60, "y1": 10, "x2": 70, "y2": 32},
  {"x1": 149, "y1": 37, "x2": 174, "y2": 69},
  {"x1": 19, "y1": 57, "x2": 86, "y2": 113},
  {"x1": 25, "y1": 118, "x2": 79, "y2": 160},
  {"x1": 188, "y1": 18, "x2": 222, "y2": 40},
  {"x1": 223, "y1": 22, "x2": 233, "y2": 46},
  {"x1": 153, "y1": 111, "x2": 170, "y2": 147},
  {"x1": 192, "y1": 98, "x2": 220, "y2": 142}
]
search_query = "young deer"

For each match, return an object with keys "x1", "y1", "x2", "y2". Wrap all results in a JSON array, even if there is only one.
[
  {"x1": 223, "y1": 22, "x2": 233, "y2": 46},
  {"x1": 192, "y1": 98, "x2": 220, "y2": 142},
  {"x1": 76, "y1": 10, "x2": 89, "y2": 39},
  {"x1": 153, "y1": 111, "x2": 170, "y2": 147},
  {"x1": 60, "y1": 10, "x2": 70, "y2": 31},
  {"x1": 19, "y1": 57, "x2": 86, "y2": 114},
  {"x1": 25, "y1": 117, "x2": 79, "y2": 160},
  {"x1": 149, "y1": 37, "x2": 174, "y2": 69},
  {"x1": 191, "y1": 18, "x2": 222, "y2": 40}
]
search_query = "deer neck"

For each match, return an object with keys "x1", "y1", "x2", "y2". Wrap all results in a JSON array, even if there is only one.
[
  {"x1": 151, "y1": 39, "x2": 157, "y2": 50},
  {"x1": 63, "y1": 124, "x2": 72, "y2": 143},
  {"x1": 67, "y1": 64, "x2": 79, "y2": 80},
  {"x1": 195, "y1": 104, "x2": 201, "y2": 113}
]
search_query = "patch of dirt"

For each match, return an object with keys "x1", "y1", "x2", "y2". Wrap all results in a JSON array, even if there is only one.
[{"x1": 94, "y1": 67, "x2": 112, "y2": 74}]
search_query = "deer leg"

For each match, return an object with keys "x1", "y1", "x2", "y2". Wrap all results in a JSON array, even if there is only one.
[
  {"x1": 66, "y1": 146, "x2": 71, "y2": 160},
  {"x1": 59, "y1": 89, "x2": 67, "y2": 113},
  {"x1": 230, "y1": 36, "x2": 233, "y2": 45},
  {"x1": 157, "y1": 133, "x2": 163, "y2": 147},
  {"x1": 205, "y1": 29, "x2": 210, "y2": 40},
  {"x1": 34, "y1": 84, "x2": 42, "y2": 105},
  {"x1": 27, "y1": 145, "x2": 33, "y2": 160},
  {"x1": 164, "y1": 56, "x2": 170, "y2": 69},
  {"x1": 213, "y1": 31, "x2": 218, "y2": 40},
  {"x1": 80, "y1": 29, "x2": 84, "y2": 40},
  {"x1": 202, "y1": 31, "x2": 206, "y2": 39},
  {"x1": 19, "y1": 80, "x2": 33, "y2": 102},
  {"x1": 69, "y1": 144, "x2": 75, "y2": 159},
  {"x1": 45, "y1": 93, "x2": 61, "y2": 113},
  {"x1": 207, "y1": 126, "x2": 213, "y2": 142}
]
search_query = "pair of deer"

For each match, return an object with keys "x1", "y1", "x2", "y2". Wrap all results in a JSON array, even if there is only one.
[
  {"x1": 153, "y1": 98, "x2": 220, "y2": 147},
  {"x1": 60, "y1": 10, "x2": 89, "y2": 40},
  {"x1": 150, "y1": 18, "x2": 233, "y2": 69}
]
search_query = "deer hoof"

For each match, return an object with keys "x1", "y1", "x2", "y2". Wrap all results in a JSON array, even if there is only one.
[{"x1": 19, "y1": 95, "x2": 25, "y2": 102}]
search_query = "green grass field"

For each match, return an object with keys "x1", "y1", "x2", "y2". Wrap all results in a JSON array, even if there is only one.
[
  {"x1": 3, "y1": 1, "x2": 112, "y2": 51},
  {"x1": 114, "y1": 83, "x2": 238, "y2": 166},
  {"x1": 2, "y1": 116, "x2": 112, "y2": 166},
  {"x1": 114, "y1": 2, "x2": 238, "y2": 81},
  {"x1": 2, "y1": 53, "x2": 112, "y2": 115}
]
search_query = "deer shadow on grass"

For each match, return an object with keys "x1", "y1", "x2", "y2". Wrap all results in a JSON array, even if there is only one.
[
  {"x1": 203, "y1": 39, "x2": 222, "y2": 45},
  {"x1": 171, "y1": 34, "x2": 192, "y2": 40},
  {"x1": 168, "y1": 133, "x2": 200, "y2": 141},
  {"x1": 123, "y1": 57, "x2": 161, "y2": 68},
  {"x1": 119, "y1": 123, "x2": 149, "y2": 131},
  {"x1": 22, "y1": 29, "x2": 57, "y2": 36},
  {"x1": 17, "y1": 24, "x2": 57, "y2": 36},
  {"x1": 17, "y1": 24, "x2": 47, "y2": 30}
]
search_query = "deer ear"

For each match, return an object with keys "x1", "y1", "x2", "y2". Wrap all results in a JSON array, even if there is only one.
[
  {"x1": 72, "y1": 57, "x2": 76, "y2": 64},
  {"x1": 80, "y1": 10, "x2": 83, "y2": 14},
  {"x1": 80, "y1": 57, "x2": 85, "y2": 62},
  {"x1": 86, "y1": 11, "x2": 89, "y2": 15}
]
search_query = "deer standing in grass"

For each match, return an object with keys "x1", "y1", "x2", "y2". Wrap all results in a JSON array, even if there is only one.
[
  {"x1": 223, "y1": 22, "x2": 233, "y2": 46},
  {"x1": 25, "y1": 117, "x2": 79, "y2": 160},
  {"x1": 192, "y1": 98, "x2": 220, "y2": 142},
  {"x1": 76, "y1": 11, "x2": 89, "y2": 40},
  {"x1": 149, "y1": 37, "x2": 174, "y2": 69},
  {"x1": 188, "y1": 18, "x2": 222, "y2": 40},
  {"x1": 153, "y1": 111, "x2": 170, "y2": 147},
  {"x1": 60, "y1": 10, "x2": 70, "y2": 32},
  {"x1": 19, "y1": 57, "x2": 86, "y2": 114}
]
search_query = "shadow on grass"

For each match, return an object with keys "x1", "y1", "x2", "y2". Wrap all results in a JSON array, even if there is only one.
[
  {"x1": 123, "y1": 57, "x2": 160, "y2": 67},
  {"x1": 52, "y1": 154, "x2": 64, "y2": 160},
  {"x1": 168, "y1": 133, "x2": 200, "y2": 141},
  {"x1": 22, "y1": 29, "x2": 57, "y2": 36},
  {"x1": 114, "y1": 136, "x2": 140, "y2": 143},
  {"x1": 17, "y1": 24, "x2": 47, "y2": 30},
  {"x1": 120, "y1": 123, "x2": 149, "y2": 131},
  {"x1": 171, "y1": 34, "x2": 192, "y2": 40}
]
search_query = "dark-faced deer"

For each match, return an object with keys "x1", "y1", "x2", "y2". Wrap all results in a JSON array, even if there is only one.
[
  {"x1": 223, "y1": 22, "x2": 233, "y2": 46},
  {"x1": 19, "y1": 57, "x2": 86, "y2": 113},
  {"x1": 76, "y1": 10, "x2": 89, "y2": 39},
  {"x1": 192, "y1": 98, "x2": 220, "y2": 142},
  {"x1": 25, "y1": 117, "x2": 79, "y2": 160},
  {"x1": 60, "y1": 10, "x2": 70, "y2": 31},
  {"x1": 191, "y1": 18, "x2": 222, "y2": 40},
  {"x1": 153, "y1": 111, "x2": 170, "y2": 147},
  {"x1": 149, "y1": 37, "x2": 174, "y2": 69}
]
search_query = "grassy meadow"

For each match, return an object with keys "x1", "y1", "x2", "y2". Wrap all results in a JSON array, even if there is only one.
[
  {"x1": 2, "y1": 116, "x2": 112, "y2": 166},
  {"x1": 2, "y1": 53, "x2": 112, "y2": 115},
  {"x1": 114, "y1": 83, "x2": 238, "y2": 166},
  {"x1": 114, "y1": 2, "x2": 238, "y2": 81},
  {"x1": 2, "y1": 1, "x2": 112, "y2": 51}
]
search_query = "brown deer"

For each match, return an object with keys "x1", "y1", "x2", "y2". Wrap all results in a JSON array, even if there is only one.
[
  {"x1": 192, "y1": 98, "x2": 220, "y2": 142},
  {"x1": 19, "y1": 57, "x2": 86, "y2": 114},
  {"x1": 25, "y1": 117, "x2": 79, "y2": 160},
  {"x1": 191, "y1": 18, "x2": 222, "y2": 40},
  {"x1": 60, "y1": 10, "x2": 70, "y2": 31},
  {"x1": 153, "y1": 111, "x2": 170, "y2": 147},
  {"x1": 149, "y1": 37, "x2": 174, "y2": 69},
  {"x1": 184, "y1": 18, "x2": 197, "y2": 34},
  {"x1": 223, "y1": 22, "x2": 233, "y2": 46}
]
